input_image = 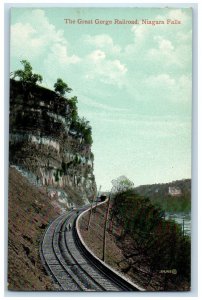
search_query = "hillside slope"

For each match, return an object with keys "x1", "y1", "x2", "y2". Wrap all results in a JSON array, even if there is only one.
[
  {"x1": 79, "y1": 194, "x2": 190, "y2": 291},
  {"x1": 135, "y1": 179, "x2": 191, "y2": 212},
  {"x1": 8, "y1": 167, "x2": 61, "y2": 291}
]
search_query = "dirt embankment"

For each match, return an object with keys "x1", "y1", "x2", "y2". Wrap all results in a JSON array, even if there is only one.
[
  {"x1": 79, "y1": 202, "x2": 190, "y2": 291},
  {"x1": 8, "y1": 167, "x2": 62, "y2": 291},
  {"x1": 79, "y1": 204, "x2": 135, "y2": 285}
]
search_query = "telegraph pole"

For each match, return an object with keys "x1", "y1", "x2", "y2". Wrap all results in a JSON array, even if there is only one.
[
  {"x1": 87, "y1": 200, "x2": 93, "y2": 230},
  {"x1": 102, "y1": 196, "x2": 111, "y2": 262},
  {"x1": 94, "y1": 185, "x2": 102, "y2": 213}
]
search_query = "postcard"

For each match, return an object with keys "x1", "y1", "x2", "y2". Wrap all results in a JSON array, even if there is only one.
[{"x1": 8, "y1": 7, "x2": 192, "y2": 292}]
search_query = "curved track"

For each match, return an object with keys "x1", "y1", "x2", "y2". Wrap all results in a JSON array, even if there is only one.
[{"x1": 41, "y1": 205, "x2": 142, "y2": 292}]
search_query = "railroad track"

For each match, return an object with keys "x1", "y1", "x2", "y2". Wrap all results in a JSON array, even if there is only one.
[{"x1": 40, "y1": 204, "x2": 143, "y2": 292}]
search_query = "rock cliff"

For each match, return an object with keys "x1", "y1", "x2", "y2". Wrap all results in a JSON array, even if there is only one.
[{"x1": 9, "y1": 79, "x2": 97, "y2": 208}]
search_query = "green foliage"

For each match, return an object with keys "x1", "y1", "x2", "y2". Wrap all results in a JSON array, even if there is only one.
[
  {"x1": 82, "y1": 124, "x2": 92, "y2": 145},
  {"x1": 54, "y1": 78, "x2": 72, "y2": 96},
  {"x1": 111, "y1": 175, "x2": 134, "y2": 193},
  {"x1": 74, "y1": 154, "x2": 81, "y2": 164},
  {"x1": 61, "y1": 161, "x2": 68, "y2": 176},
  {"x1": 135, "y1": 179, "x2": 191, "y2": 213},
  {"x1": 70, "y1": 116, "x2": 93, "y2": 145},
  {"x1": 12, "y1": 61, "x2": 94, "y2": 147},
  {"x1": 13, "y1": 60, "x2": 43, "y2": 89},
  {"x1": 152, "y1": 195, "x2": 191, "y2": 213},
  {"x1": 68, "y1": 96, "x2": 78, "y2": 121},
  {"x1": 59, "y1": 157, "x2": 82, "y2": 177},
  {"x1": 54, "y1": 170, "x2": 60, "y2": 182},
  {"x1": 111, "y1": 190, "x2": 191, "y2": 283}
]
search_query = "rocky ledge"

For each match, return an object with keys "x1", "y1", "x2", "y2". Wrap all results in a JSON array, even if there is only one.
[{"x1": 9, "y1": 79, "x2": 97, "y2": 209}]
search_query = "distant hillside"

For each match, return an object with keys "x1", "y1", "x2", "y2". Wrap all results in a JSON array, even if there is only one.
[{"x1": 135, "y1": 179, "x2": 191, "y2": 213}]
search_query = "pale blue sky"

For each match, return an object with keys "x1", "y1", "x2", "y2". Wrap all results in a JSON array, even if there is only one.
[{"x1": 10, "y1": 7, "x2": 192, "y2": 190}]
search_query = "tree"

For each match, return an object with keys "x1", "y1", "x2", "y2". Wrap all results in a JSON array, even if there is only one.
[
  {"x1": 54, "y1": 78, "x2": 72, "y2": 96},
  {"x1": 13, "y1": 60, "x2": 43, "y2": 89},
  {"x1": 69, "y1": 96, "x2": 78, "y2": 121},
  {"x1": 111, "y1": 175, "x2": 134, "y2": 194},
  {"x1": 111, "y1": 189, "x2": 191, "y2": 288}
]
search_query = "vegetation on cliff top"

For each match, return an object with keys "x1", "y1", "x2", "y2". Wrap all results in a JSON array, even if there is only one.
[
  {"x1": 11, "y1": 60, "x2": 93, "y2": 145},
  {"x1": 54, "y1": 78, "x2": 72, "y2": 96},
  {"x1": 12, "y1": 60, "x2": 43, "y2": 90}
]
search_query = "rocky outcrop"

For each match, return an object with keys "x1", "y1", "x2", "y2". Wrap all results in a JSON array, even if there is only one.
[{"x1": 9, "y1": 79, "x2": 97, "y2": 207}]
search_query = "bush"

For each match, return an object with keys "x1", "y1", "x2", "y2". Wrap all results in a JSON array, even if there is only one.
[
  {"x1": 54, "y1": 78, "x2": 72, "y2": 96},
  {"x1": 13, "y1": 60, "x2": 43, "y2": 90},
  {"x1": 111, "y1": 190, "x2": 191, "y2": 283}
]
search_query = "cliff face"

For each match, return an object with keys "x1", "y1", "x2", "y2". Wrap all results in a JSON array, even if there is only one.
[{"x1": 9, "y1": 79, "x2": 96, "y2": 208}]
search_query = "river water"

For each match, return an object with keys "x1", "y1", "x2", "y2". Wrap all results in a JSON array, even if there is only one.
[{"x1": 165, "y1": 212, "x2": 191, "y2": 237}]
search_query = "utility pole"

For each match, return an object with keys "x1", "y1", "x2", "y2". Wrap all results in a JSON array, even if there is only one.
[
  {"x1": 87, "y1": 200, "x2": 93, "y2": 231},
  {"x1": 102, "y1": 196, "x2": 111, "y2": 262},
  {"x1": 94, "y1": 185, "x2": 102, "y2": 213}
]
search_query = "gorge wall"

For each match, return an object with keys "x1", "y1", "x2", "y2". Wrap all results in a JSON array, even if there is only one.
[{"x1": 9, "y1": 79, "x2": 97, "y2": 208}]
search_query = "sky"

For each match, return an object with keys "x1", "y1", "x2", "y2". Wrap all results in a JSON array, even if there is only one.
[{"x1": 10, "y1": 7, "x2": 192, "y2": 190}]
